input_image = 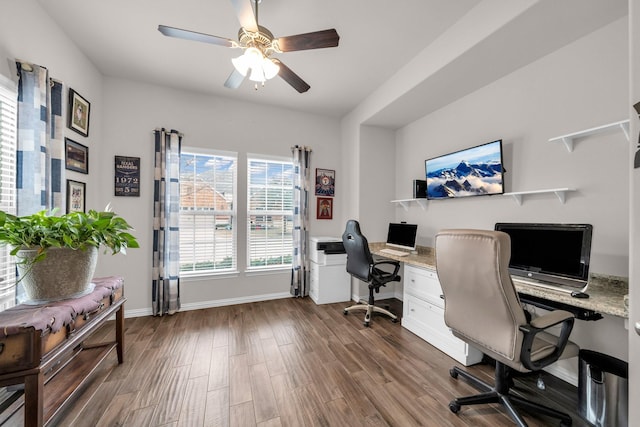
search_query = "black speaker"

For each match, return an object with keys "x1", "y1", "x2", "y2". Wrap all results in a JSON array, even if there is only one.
[{"x1": 413, "y1": 179, "x2": 427, "y2": 198}]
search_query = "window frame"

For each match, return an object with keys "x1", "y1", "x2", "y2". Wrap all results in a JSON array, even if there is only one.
[
  {"x1": 246, "y1": 153, "x2": 294, "y2": 272},
  {"x1": 179, "y1": 146, "x2": 238, "y2": 278}
]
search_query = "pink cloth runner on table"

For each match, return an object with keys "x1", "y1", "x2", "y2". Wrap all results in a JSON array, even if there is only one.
[{"x1": 0, "y1": 276, "x2": 123, "y2": 337}]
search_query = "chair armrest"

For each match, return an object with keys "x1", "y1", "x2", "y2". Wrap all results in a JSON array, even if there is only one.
[
  {"x1": 372, "y1": 260, "x2": 401, "y2": 277},
  {"x1": 529, "y1": 310, "x2": 574, "y2": 329},
  {"x1": 518, "y1": 309, "x2": 575, "y2": 371}
]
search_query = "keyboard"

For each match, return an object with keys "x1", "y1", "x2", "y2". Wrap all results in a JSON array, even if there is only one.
[
  {"x1": 512, "y1": 276, "x2": 588, "y2": 294},
  {"x1": 379, "y1": 248, "x2": 410, "y2": 257}
]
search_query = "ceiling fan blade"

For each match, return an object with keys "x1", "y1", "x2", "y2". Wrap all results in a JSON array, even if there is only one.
[
  {"x1": 224, "y1": 69, "x2": 246, "y2": 89},
  {"x1": 274, "y1": 59, "x2": 310, "y2": 93},
  {"x1": 158, "y1": 25, "x2": 236, "y2": 48},
  {"x1": 276, "y1": 29, "x2": 339, "y2": 52},
  {"x1": 230, "y1": 0, "x2": 258, "y2": 32}
]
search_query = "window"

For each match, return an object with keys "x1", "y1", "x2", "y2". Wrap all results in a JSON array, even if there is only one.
[
  {"x1": 247, "y1": 155, "x2": 293, "y2": 269},
  {"x1": 179, "y1": 148, "x2": 237, "y2": 275},
  {"x1": 0, "y1": 75, "x2": 17, "y2": 310}
]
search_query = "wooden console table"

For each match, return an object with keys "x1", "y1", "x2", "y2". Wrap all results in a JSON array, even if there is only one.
[{"x1": 0, "y1": 276, "x2": 125, "y2": 427}]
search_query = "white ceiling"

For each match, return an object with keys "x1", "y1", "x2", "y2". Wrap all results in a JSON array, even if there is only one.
[{"x1": 36, "y1": 0, "x2": 627, "y2": 123}]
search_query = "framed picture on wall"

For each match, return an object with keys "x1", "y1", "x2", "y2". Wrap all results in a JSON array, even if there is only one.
[
  {"x1": 65, "y1": 138, "x2": 89, "y2": 174},
  {"x1": 68, "y1": 88, "x2": 91, "y2": 137},
  {"x1": 315, "y1": 168, "x2": 335, "y2": 197},
  {"x1": 67, "y1": 180, "x2": 86, "y2": 213},
  {"x1": 317, "y1": 197, "x2": 333, "y2": 220},
  {"x1": 114, "y1": 156, "x2": 140, "y2": 197}
]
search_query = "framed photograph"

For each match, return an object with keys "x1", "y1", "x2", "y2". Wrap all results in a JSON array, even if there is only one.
[
  {"x1": 315, "y1": 168, "x2": 335, "y2": 197},
  {"x1": 68, "y1": 88, "x2": 91, "y2": 137},
  {"x1": 65, "y1": 138, "x2": 89, "y2": 174},
  {"x1": 316, "y1": 197, "x2": 333, "y2": 220},
  {"x1": 114, "y1": 156, "x2": 140, "y2": 197},
  {"x1": 67, "y1": 180, "x2": 86, "y2": 213}
]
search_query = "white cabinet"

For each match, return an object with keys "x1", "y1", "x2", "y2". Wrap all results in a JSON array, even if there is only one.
[
  {"x1": 402, "y1": 265, "x2": 483, "y2": 366},
  {"x1": 309, "y1": 254, "x2": 351, "y2": 304}
]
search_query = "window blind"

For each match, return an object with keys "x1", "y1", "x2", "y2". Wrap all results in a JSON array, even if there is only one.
[
  {"x1": 179, "y1": 149, "x2": 237, "y2": 274},
  {"x1": 0, "y1": 74, "x2": 17, "y2": 310},
  {"x1": 247, "y1": 155, "x2": 294, "y2": 269}
]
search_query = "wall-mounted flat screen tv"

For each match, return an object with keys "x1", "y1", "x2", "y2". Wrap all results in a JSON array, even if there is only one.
[{"x1": 425, "y1": 139, "x2": 504, "y2": 200}]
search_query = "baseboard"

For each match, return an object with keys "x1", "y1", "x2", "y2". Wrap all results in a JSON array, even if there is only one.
[
  {"x1": 544, "y1": 360, "x2": 578, "y2": 387},
  {"x1": 124, "y1": 292, "x2": 292, "y2": 318}
]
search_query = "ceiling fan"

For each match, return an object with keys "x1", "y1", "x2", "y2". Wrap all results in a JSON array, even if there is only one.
[{"x1": 158, "y1": 0, "x2": 340, "y2": 93}]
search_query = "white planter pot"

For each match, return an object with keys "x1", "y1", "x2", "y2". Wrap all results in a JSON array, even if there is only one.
[{"x1": 16, "y1": 246, "x2": 98, "y2": 304}]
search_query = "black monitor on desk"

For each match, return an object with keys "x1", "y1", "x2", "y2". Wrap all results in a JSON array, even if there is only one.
[
  {"x1": 386, "y1": 223, "x2": 418, "y2": 250},
  {"x1": 495, "y1": 222, "x2": 593, "y2": 289}
]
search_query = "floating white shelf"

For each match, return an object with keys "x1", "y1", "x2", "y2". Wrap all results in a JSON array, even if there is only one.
[
  {"x1": 549, "y1": 119, "x2": 630, "y2": 152},
  {"x1": 503, "y1": 188, "x2": 575, "y2": 205},
  {"x1": 390, "y1": 198, "x2": 427, "y2": 210}
]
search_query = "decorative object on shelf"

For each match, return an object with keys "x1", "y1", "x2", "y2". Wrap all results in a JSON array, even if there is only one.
[
  {"x1": 315, "y1": 168, "x2": 335, "y2": 196},
  {"x1": 0, "y1": 208, "x2": 139, "y2": 304},
  {"x1": 114, "y1": 156, "x2": 141, "y2": 196},
  {"x1": 68, "y1": 88, "x2": 91, "y2": 137},
  {"x1": 65, "y1": 138, "x2": 89, "y2": 174},
  {"x1": 413, "y1": 179, "x2": 427, "y2": 198},
  {"x1": 316, "y1": 197, "x2": 333, "y2": 220},
  {"x1": 66, "y1": 180, "x2": 86, "y2": 213}
]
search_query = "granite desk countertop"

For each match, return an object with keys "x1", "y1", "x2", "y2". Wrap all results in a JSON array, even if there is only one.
[{"x1": 370, "y1": 243, "x2": 629, "y2": 319}]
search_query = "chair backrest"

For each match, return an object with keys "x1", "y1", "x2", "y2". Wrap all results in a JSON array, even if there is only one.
[
  {"x1": 342, "y1": 220, "x2": 374, "y2": 282},
  {"x1": 435, "y1": 229, "x2": 528, "y2": 362}
]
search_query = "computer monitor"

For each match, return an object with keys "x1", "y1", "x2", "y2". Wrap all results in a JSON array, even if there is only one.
[{"x1": 386, "y1": 223, "x2": 418, "y2": 250}]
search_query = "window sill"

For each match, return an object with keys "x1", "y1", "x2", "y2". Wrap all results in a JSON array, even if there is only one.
[
  {"x1": 245, "y1": 267, "x2": 291, "y2": 277},
  {"x1": 181, "y1": 271, "x2": 240, "y2": 282}
]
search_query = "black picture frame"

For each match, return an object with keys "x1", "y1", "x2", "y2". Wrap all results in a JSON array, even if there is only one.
[
  {"x1": 114, "y1": 156, "x2": 141, "y2": 197},
  {"x1": 65, "y1": 138, "x2": 89, "y2": 174},
  {"x1": 315, "y1": 168, "x2": 335, "y2": 197},
  {"x1": 68, "y1": 88, "x2": 90, "y2": 137},
  {"x1": 66, "y1": 180, "x2": 86, "y2": 213}
]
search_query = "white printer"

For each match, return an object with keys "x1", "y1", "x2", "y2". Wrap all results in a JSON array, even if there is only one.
[{"x1": 309, "y1": 237, "x2": 350, "y2": 304}]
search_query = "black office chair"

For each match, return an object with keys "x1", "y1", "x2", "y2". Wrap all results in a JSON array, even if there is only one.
[
  {"x1": 342, "y1": 219, "x2": 401, "y2": 327},
  {"x1": 435, "y1": 229, "x2": 579, "y2": 427}
]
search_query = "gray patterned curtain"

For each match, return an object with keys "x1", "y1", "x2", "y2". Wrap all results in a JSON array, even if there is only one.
[
  {"x1": 15, "y1": 62, "x2": 65, "y2": 304},
  {"x1": 152, "y1": 128, "x2": 182, "y2": 316},
  {"x1": 16, "y1": 61, "x2": 65, "y2": 215},
  {"x1": 290, "y1": 145, "x2": 312, "y2": 297}
]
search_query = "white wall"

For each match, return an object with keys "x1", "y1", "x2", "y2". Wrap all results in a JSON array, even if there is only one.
[
  {"x1": 96, "y1": 77, "x2": 342, "y2": 314},
  {"x1": 0, "y1": 0, "x2": 104, "y2": 209},
  {"x1": 388, "y1": 18, "x2": 630, "y2": 372}
]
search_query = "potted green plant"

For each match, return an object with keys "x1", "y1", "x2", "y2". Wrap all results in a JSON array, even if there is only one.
[{"x1": 0, "y1": 207, "x2": 139, "y2": 304}]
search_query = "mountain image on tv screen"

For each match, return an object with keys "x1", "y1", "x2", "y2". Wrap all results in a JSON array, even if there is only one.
[{"x1": 425, "y1": 140, "x2": 504, "y2": 200}]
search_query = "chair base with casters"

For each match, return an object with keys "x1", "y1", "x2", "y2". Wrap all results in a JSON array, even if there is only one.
[
  {"x1": 343, "y1": 284, "x2": 398, "y2": 327},
  {"x1": 448, "y1": 361, "x2": 573, "y2": 427}
]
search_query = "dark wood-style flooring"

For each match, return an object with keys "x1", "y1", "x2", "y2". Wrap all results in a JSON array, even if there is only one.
[{"x1": 6, "y1": 298, "x2": 590, "y2": 426}]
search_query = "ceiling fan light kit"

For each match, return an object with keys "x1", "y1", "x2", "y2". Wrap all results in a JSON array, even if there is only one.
[{"x1": 158, "y1": 0, "x2": 339, "y2": 93}]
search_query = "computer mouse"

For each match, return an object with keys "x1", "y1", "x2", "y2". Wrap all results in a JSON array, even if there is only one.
[{"x1": 571, "y1": 291, "x2": 589, "y2": 299}]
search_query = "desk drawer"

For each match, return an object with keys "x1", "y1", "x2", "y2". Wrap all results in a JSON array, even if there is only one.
[
  {"x1": 402, "y1": 294, "x2": 483, "y2": 366},
  {"x1": 404, "y1": 265, "x2": 443, "y2": 307}
]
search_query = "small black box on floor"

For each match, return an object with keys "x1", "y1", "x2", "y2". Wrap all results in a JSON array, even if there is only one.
[{"x1": 413, "y1": 180, "x2": 427, "y2": 198}]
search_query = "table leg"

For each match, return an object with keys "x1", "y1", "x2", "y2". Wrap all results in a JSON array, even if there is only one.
[
  {"x1": 116, "y1": 304, "x2": 124, "y2": 364},
  {"x1": 24, "y1": 371, "x2": 43, "y2": 427}
]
